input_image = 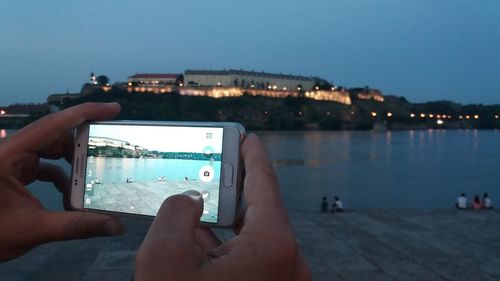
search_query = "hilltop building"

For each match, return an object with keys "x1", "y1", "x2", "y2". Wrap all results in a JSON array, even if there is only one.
[
  {"x1": 349, "y1": 87, "x2": 384, "y2": 102},
  {"x1": 48, "y1": 69, "x2": 365, "y2": 108},
  {"x1": 124, "y1": 69, "x2": 352, "y2": 104},
  {"x1": 127, "y1": 74, "x2": 181, "y2": 86},
  {"x1": 89, "y1": 136, "x2": 142, "y2": 152},
  {"x1": 184, "y1": 69, "x2": 315, "y2": 91}
]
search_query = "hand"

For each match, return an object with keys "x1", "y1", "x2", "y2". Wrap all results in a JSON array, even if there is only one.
[
  {"x1": 135, "y1": 134, "x2": 311, "y2": 281},
  {"x1": 0, "y1": 102, "x2": 124, "y2": 262}
]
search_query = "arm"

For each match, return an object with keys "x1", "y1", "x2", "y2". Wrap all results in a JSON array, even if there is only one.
[
  {"x1": 135, "y1": 134, "x2": 311, "y2": 281},
  {"x1": 0, "y1": 102, "x2": 124, "y2": 262}
]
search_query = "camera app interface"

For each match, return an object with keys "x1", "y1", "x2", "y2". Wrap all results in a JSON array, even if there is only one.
[{"x1": 83, "y1": 124, "x2": 223, "y2": 223}]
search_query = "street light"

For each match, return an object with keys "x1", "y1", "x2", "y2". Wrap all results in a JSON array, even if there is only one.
[
  {"x1": 387, "y1": 112, "x2": 393, "y2": 117},
  {"x1": 410, "y1": 113, "x2": 415, "y2": 118},
  {"x1": 0, "y1": 110, "x2": 5, "y2": 115},
  {"x1": 371, "y1": 112, "x2": 377, "y2": 117}
]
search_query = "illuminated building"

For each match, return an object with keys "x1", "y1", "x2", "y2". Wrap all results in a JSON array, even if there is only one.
[
  {"x1": 124, "y1": 69, "x2": 353, "y2": 105},
  {"x1": 184, "y1": 69, "x2": 316, "y2": 91},
  {"x1": 128, "y1": 73, "x2": 180, "y2": 85}
]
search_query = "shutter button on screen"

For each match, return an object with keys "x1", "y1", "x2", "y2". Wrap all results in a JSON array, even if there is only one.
[{"x1": 223, "y1": 163, "x2": 233, "y2": 187}]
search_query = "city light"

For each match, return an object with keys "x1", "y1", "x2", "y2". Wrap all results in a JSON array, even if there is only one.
[
  {"x1": 466, "y1": 115, "x2": 470, "y2": 119},
  {"x1": 315, "y1": 86, "x2": 319, "y2": 90},
  {"x1": 371, "y1": 112, "x2": 377, "y2": 117},
  {"x1": 459, "y1": 115, "x2": 463, "y2": 119},
  {"x1": 496, "y1": 115, "x2": 499, "y2": 119},
  {"x1": 127, "y1": 82, "x2": 132, "y2": 86},
  {"x1": 474, "y1": 114, "x2": 479, "y2": 119},
  {"x1": 436, "y1": 119, "x2": 444, "y2": 125},
  {"x1": 387, "y1": 112, "x2": 393, "y2": 117},
  {"x1": 420, "y1": 113, "x2": 426, "y2": 118},
  {"x1": 0, "y1": 110, "x2": 5, "y2": 115},
  {"x1": 410, "y1": 113, "x2": 415, "y2": 118},
  {"x1": 179, "y1": 83, "x2": 184, "y2": 87},
  {"x1": 429, "y1": 114, "x2": 434, "y2": 118},
  {"x1": 326, "y1": 111, "x2": 331, "y2": 116}
]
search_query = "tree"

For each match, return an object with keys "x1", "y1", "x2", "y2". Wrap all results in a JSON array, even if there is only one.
[{"x1": 96, "y1": 75, "x2": 110, "y2": 86}]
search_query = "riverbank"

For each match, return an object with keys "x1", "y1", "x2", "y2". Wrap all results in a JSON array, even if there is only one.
[{"x1": 1, "y1": 209, "x2": 499, "y2": 281}]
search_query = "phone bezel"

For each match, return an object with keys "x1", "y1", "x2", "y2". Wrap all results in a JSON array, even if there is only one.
[{"x1": 70, "y1": 120, "x2": 244, "y2": 227}]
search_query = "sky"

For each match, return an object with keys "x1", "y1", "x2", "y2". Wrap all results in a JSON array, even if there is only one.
[
  {"x1": 89, "y1": 124, "x2": 223, "y2": 153},
  {"x1": 1, "y1": 0, "x2": 499, "y2": 105}
]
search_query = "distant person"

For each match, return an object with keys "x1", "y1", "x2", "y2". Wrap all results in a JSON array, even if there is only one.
[
  {"x1": 331, "y1": 196, "x2": 344, "y2": 213},
  {"x1": 320, "y1": 197, "x2": 329, "y2": 213},
  {"x1": 471, "y1": 195, "x2": 482, "y2": 210},
  {"x1": 456, "y1": 193, "x2": 468, "y2": 210},
  {"x1": 482, "y1": 193, "x2": 493, "y2": 209}
]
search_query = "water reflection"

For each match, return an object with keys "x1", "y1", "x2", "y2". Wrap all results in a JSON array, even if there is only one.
[
  {"x1": 0, "y1": 129, "x2": 6, "y2": 139},
  {"x1": 259, "y1": 130, "x2": 500, "y2": 211}
]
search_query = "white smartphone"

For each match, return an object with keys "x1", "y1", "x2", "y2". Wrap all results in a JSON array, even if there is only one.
[{"x1": 70, "y1": 120, "x2": 245, "y2": 227}]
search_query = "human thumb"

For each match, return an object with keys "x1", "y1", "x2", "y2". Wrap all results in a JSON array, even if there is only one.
[
  {"x1": 146, "y1": 191, "x2": 204, "y2": 244},
  {"x1": 39, "y1": 211, "x2": 124, "y2": 242},
  {"x1": 135, "y1": 191, "x2": 204, "y2": 280}
]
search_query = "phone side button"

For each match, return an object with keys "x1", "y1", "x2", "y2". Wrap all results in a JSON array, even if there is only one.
[{"x1": 224, "y1": 163, "x2": 233, "y2": 188}]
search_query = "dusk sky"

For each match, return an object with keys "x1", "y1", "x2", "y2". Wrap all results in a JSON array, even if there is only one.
[{"x1": 1, "y1": 1, "x2": 499, "y2": 105}]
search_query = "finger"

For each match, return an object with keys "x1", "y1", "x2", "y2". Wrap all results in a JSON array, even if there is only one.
[
  {"x1": 37, "y1": 162, "x2": 69, "y2": 194},
  {"x1": 36, "y1": 162, "x2": 71, "y2": 210},
  {"x1": 37, "y1": 210, "x2": 124, "y2": 243},
  {"x1": 147, "y1": 192, "x2": 204, "y2": 245},
  {"x1": 195, "y1": 227, "x2": 222, "y2": 251},
  {"x1": 135, "y1": 193, "x2": 205, "y2": 280},
  {"x1": 241, "y1": 134, "x2": 284, "y2": 212},
  {"x1": 11, "y1": 102, "x2": 120, "y2": 156},
  {"x1": 62, "y1": 130, "x2": 76, "y2": 163}
]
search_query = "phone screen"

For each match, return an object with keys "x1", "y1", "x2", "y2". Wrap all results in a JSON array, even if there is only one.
[{"x1": 83, "y1": 123, "x2": 224, "y2": 223}]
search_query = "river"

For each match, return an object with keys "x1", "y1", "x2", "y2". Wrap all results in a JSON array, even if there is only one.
[{"x1": 1, "y1": 129, "x2": 499, "y2": 211}]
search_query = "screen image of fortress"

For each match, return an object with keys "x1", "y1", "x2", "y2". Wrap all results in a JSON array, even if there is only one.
[{"x1": 83, "y1": 124, "x2": 224, "y2": 223}]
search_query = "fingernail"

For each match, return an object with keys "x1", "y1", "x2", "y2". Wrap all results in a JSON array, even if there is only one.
[
  {"x1": 104, "y1": 220, "x2": 124, "y2": 235},
  {"x1": 182, "y1": 190, "x2": 203, "y2": 203}
]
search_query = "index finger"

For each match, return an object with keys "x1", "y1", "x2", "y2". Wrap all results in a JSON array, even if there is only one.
[
  {"x1": 241, "y1": 134, "x2": 286, "y2": 214},
  {"x1": 11, "y1": 102, "x2": 121, "y2": 154}
]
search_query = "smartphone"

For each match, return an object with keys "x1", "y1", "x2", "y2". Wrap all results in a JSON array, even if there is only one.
[{"x1": 70, "y1": 120, "x2": 245, "y2": 227}]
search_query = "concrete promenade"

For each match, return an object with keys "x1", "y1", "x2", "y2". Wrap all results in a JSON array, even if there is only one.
[{"x1": 1, "y1": 209, "x2": 499, "y2": 281}]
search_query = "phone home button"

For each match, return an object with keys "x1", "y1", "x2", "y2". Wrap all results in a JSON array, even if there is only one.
[{"x1": 223, "y1": 163, "x2": 233, "y2": 188}]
